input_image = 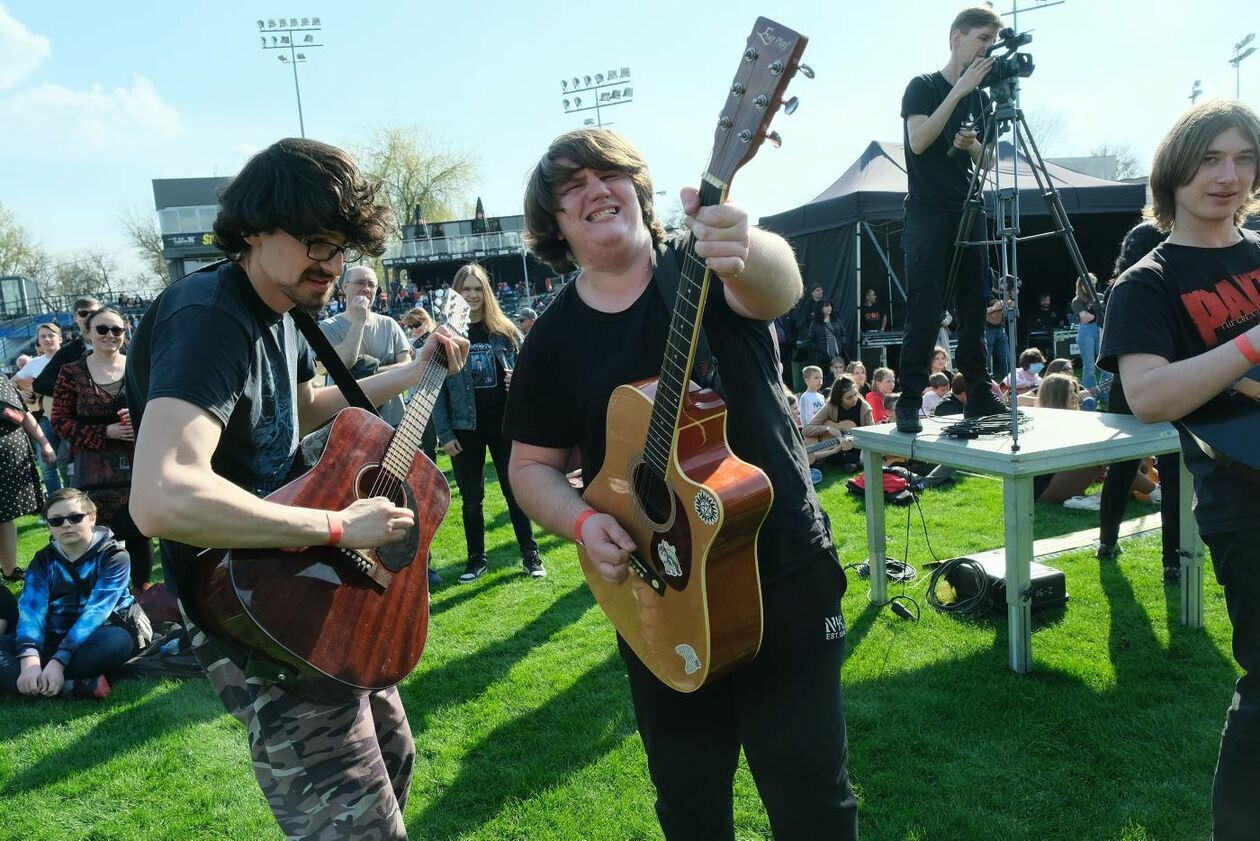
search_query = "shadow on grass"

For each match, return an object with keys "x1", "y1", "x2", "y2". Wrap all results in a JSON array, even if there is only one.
[
  {"x1": 2, "y1": 678, "x2": 217, "y2": 794},
  {"x1": 406, "y1": 585, "x2": 596, "y2": 716},
  {"x1": 407, "y1": 649, "x2": 634, "y2": 839},
  {"x1": 428, "y1": 572, "x2": 518, "y2": 618}
]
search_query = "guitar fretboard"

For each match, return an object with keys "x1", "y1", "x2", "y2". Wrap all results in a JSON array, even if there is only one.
[{"x1": 643, "y1": 179, "x2": 727, "y2": 479}]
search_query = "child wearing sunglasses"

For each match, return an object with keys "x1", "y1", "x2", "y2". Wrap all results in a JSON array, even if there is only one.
[{"x1": 0, "y1": 489, "x2": 136, "y2": 699}]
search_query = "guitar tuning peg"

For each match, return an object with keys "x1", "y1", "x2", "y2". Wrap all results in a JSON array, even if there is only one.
[
  {"x1": 782, "y1": 96, "x2": 800, "y2": 115},
  {"x1": 798, "y1": 63, "x2": 815, "y2": 79},
  {"x1": 766, "y1": 131, "x2": 782, "y2": 149}
]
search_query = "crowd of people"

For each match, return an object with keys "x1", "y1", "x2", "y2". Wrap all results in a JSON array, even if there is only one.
[{"x1": 0, "y1": 11, "x2": 1257, "y2": 833}]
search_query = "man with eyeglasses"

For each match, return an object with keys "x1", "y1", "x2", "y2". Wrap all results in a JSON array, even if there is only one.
[{"x1": 125, "y1": 137, "x2": 468, "y2": 841}]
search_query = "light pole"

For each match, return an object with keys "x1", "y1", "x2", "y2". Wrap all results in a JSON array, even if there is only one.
[
  {"x1": 561, "y1": 68, "x2": 633, "y2": 128},
  {"x1": 1230, "y1": 33, "x2": 1256, "y2": 99},
  {"x1": 1189, "y1": 79, "x2": 1203, "y2": 104},
  {"x1": 256, "y1": 17, "x2": 324, "y2": 137}
]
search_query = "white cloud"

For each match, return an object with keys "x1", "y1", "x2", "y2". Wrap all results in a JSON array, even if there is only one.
[
  {"x1": 0, "y1": 4, "x2": 50, "y2": 91},
  {"x1": 0, "y1": 74, "x2": 182, "y2": 161}
]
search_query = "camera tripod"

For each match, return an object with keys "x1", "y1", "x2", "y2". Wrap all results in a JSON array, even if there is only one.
[{"x1": 943, "y1": 81, "x2": 1102, "y2": 451}]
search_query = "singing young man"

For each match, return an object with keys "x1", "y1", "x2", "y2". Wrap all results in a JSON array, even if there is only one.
[
  {"x1": 126, "y1": 138, "x2": 467, "y2": 840},
  {"x1": 504, "y1": 129, "x2": 858, "y2": 839},
  {"x1": 894, "y1": 5, "x2": 1007, "y2": 433},
  {"x1": 1097, "y1": 100, "x2": 1260, "y2": 840}
]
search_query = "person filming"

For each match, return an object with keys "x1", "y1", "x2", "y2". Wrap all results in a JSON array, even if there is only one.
[{"x1": 894, "y1": 5, "x2": 1007, "y2": 434}]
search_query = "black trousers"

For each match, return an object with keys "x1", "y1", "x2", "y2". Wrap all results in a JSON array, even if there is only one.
[
  {"x1": 619, "y1": 554, "x2": 858, "y2": 840},
  {"x1": 1204, "y1": 526, "x2": 1260, "y2": 840},
  {"x1": 449, "y1": 422, "x2": 537, "y2": 560},
  {"x1": 1098, "y1": 377, "x2": 1181, "y2": 561},
  {"x1": 899, "y1": 209, "x2": 991, "y2": 403}
]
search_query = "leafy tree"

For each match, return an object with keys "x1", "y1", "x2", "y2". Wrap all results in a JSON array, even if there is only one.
[
  {"x1": 0, "y1": 202, "x2": 48, "y2": 280},
  {"x1": 355, "y1": 126, "x2": 478, "y2": 231}
]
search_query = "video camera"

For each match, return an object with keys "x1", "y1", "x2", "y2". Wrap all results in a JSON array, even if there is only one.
[{"x1": 981, "y1": 27, "x2": 1034, "y2": 91}]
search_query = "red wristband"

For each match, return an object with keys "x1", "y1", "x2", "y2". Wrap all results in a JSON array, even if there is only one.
[
  {"x1": 326, "y1": 513, "x2": 344, "y2": 546},
  {"x1": 1235, "y1": 333, "x2": 1260, "y2": 366},
  {"x1": 574, "y1": 509, "x2": 598, "y2": 545}
]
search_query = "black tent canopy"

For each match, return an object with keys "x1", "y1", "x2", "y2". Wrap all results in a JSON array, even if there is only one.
[{"x1": 759, "y1": 140, "x2": 1147, "y2": 360}]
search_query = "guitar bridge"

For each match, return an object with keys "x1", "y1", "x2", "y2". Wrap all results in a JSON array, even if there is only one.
[
  {"x1": 336, "y1": 547, "x2": 394, "y2": 589},
  {"x1": 628, "y1": 554, "x2": 666, "y2": 597}
]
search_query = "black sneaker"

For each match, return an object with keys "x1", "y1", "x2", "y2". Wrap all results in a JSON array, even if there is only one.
[
  {"x1": 964, "y1": 387, "x2": 1008, "y2": 419},
  {"x1": 428, "y1": 567, "x2": 443, "y2": 586},
  {"x1": 1163, "y1": 564, "x2": 1182, "y2": 583},
  {"x1": 1096, "y1": 543, "x2": 1122, "y2": 562},
  {"x1": 2, "y1": 566, "x2": 25, "y2": 582},
  {"x1": 894, "y1": 401, "x2": 922, "y2": 434},
  {"x1": 66, "y1": 675, "x2": 110, "y2": 700},
  {"x1": 522, "y1": 551, "x2": 547, "y2": 579},
  {"x1": 458, "y1": 557, "x2": 488, "y2": 583}
]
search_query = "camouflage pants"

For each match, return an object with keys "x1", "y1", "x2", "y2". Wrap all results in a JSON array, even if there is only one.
[{"x1": 186, "y1": 618, "x2": 415, "y2": 840}]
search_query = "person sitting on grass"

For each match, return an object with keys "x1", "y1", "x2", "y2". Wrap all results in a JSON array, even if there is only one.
[
  {"x1": 798, "y1": 365, "x2": 826, "y2": 429},
  {"x1": 845, "y1": 360, "x2": 869, "y2": 395},
  {"x1": 866, "y1": 367, "x2": 896, "y2": 424},
  {"x1": 0, "y1": 488, "x2": 136, "y2": 700},
  {"x1": 1029, "y1": 374, "x2": 1157, "y2": 505},
  {"x1": 921, "y1": 371, "x2": 952, "y2": 416},
  {"x1": 803, "y1": 375, "x2": 872, "y2": 471},
  {"x1": 1003, "y1": 347, "x2": 1045, "y2": 395},
  {"x1": 828, "y1": 356, "x2": 847, "y2": 391}
]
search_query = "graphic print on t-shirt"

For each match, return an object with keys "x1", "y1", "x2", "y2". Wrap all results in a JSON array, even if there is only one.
[
  {"x1": 249, "y1": 324, "x2": 299, "y2": 497},
  {"x1": 1180, "y1": 267, "x2": 1260, "y2": 345},
  {"x1": 467, "y1": 341, "x2": 498, "y2": 389}
]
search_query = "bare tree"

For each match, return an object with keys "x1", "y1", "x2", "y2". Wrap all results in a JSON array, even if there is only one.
[
  {"x1": 1089, "y1": 142, "x2": 1143, "y2": 180},
  {"x1": 1022, "y1": 107, "x2": 1069, "y2": 156},
  {"x1": 47, "y1": 250, "x2": 121, "y2": 301},
  {"x1": 119, "y1": 205, "x2": 169, "y2": 285},
  {"x1": 355, "y1": 126, "x2": 479, "y2": 231}
]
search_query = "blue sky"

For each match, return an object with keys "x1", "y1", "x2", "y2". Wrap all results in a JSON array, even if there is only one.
[{"x1": 1, "y1": 0, "x2": 1256, "y2": 281}]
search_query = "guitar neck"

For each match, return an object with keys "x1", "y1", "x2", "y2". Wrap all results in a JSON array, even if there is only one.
[
  {"x1": 382, "y1": 353, "x2": 448, "y2": 478},
  {"x1": 643, "y1": 177, "x2": 727, "y2": 478}
]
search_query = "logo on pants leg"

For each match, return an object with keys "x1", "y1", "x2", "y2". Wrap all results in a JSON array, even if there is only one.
[{"x1": 824, "y1": 614, "x2": 846, "y2": 641}]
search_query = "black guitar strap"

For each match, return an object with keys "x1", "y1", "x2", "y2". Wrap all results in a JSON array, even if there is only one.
[
  {"x1": 290, "y1": 308, "x2": 380, "y2": 416},
  {"x1": 653, "y1": 241, "x2": 720, "y2": 392}
]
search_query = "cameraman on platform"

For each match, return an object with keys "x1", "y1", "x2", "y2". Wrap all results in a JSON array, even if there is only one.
[{"x1": 895, "y1": 5, "x2": 1008, "y2": 433}]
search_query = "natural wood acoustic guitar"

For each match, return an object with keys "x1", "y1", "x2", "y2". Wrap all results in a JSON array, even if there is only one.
[{"x1": 579, "y1": 18, "x2": 811, "y2": 692}]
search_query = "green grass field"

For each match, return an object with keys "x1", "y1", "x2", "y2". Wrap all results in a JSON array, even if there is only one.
[{"x1": 0, "y1": 463, "x2": 1234, "y2": 840}]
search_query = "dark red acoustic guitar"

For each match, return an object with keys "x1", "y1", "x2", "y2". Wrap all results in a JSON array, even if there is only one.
[
  {"x1": 579, "y1": 18, "x2": 810, "y2": 692},
  {"x1": 187, "y1": 294, "x2": 469, "y2": 696}
]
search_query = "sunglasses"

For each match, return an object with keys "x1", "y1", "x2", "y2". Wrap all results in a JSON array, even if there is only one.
[
  {"x1": 47, "y1": 512, "x2": 89, "y2": 527},
  {"x1": 77, "y1": 309, "x2": 98, "y2": 319},
  {"x1": 93, "y1": 325, "x2": 126, "y2": 336}
]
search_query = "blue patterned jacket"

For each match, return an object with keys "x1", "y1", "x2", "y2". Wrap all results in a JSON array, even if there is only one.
[{"x1": 15, "y1": 528, "x2": 134, "y2": 665}]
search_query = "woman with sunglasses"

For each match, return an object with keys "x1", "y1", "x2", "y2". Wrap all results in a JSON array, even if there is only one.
[
  {"x1": 0, "y1": 488, "x2": 136, "y2": 700},
  {"x1": 51, "y1": 308, "x2": 152, "y2": 590}
]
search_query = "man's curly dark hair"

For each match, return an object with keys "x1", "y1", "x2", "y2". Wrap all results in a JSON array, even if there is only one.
[{"x1": 212, "y1": 138, "x2": 394, "y2": 258}]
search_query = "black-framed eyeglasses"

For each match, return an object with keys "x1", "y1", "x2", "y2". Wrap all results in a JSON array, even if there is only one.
[
  {"x1": 76, "y1": 309, "x2": 98, "y2": 319},
  {"x1": 93, "y1": 325, "x2": 126, "y2": 337},
  {"x1": 303, "y1": 238, "x2": 363, "y2": 263},
  {"x1": 47, "y1": 512, "x2": 89, "y2": 527}
]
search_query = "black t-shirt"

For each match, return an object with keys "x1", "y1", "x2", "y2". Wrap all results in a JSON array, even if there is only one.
[
  {"x1": 503, "y1": 242, "x2": 834, "y2": 581},
  {"x1": 466, "y1": 321, "x2": 508, "y2": 424},
  {"x1": 127, "y1": 260, "x2": 317, "y2": 609},
  {"x1": 901, "y1": 72, "x2": 989, "y2": 211},
  {"x1": 860, "y1": 305, "x2": 884, "y2": 331},
  {"x1": 1098, "y1": 230, "x2": 1260, "y2": 535}
]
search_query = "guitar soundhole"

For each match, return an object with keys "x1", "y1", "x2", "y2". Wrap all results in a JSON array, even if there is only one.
[
  {"x1": 631, "y1": 461, "x2": 673, "y2": 528},
  {"x1": 354, "y1": 464, "x2": 407, "y2": 508}
]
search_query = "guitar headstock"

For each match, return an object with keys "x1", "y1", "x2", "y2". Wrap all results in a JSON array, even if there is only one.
[
  {"x1": 706, "y1": 18, "x2": 810, "y2": 189},
  {"x1": 432, "y1": 288, "x2": 471, "y2": 337}
]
